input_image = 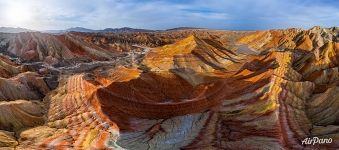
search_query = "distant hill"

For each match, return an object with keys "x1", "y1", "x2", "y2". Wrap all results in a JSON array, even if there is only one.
[
  {"x1": 0, "y1": 27, "x2": 34, "y2": 33},
  {"x1": 44, "y1": 27, "x2": 95, "y2": 33},
  {"x1": 3, "y1": 26, "x2": 207, "y2": 34},
  {"x1": 100, "y1": 27, "x2": 157, "y2": 33},
  {"x1": 44, "y1": 27, "x2": 157, "y2": 33},
  {"x1": 66, "y1": 27, "x2": 96, "y2": 32},
  {"x1": 165, "y1": 27, "x2": 204, "y2": 31}
]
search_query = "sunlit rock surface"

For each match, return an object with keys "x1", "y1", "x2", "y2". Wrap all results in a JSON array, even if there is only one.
[
  {"x1": 0, "y1": 130, "x2": 18, "y2": 149},
  {"x1": 0, "y1": 56, "x2": 22, "y2": 78},
  {"x1": 143, "y1": 35, "x2": 240, "y2": 72},
  {"x1": 0, "y1": 100, "x2": 45, "y2": 132},
  {"x1": 0, "y1": 72, "x2": 49, "y2": 100},
  {"x1": 0, "y1": 27, "x2": 337, "y2": 149}
]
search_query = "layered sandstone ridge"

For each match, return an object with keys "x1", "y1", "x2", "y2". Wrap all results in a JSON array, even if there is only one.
[
  {"x1": 0, "y1": 32, "x2": 116, "y2": 65},
  {"x1": 0, "y1": 30, "x2": 236, "y2": 67},
  {"x1": 0, "y1": 27, "x2": 337, "y2": 149},
  {"x1": 239, "y1": 26, "x2": 338, "y2": 52},
  {"x1": 143, "y1": 35, "x2": 240, "y2": 72},
  {"x1": 0, "y1": 51, "x2": 51, "y2": 149},
  {"x1": 0, "y1": 57, "x2": 49, "y2": 101},
  {"x1": 0, "y1": 55, "x2": 22, "y2": 78},
  {"x1": 0, "y1": 100, "x2": 45, "y2": 132}
]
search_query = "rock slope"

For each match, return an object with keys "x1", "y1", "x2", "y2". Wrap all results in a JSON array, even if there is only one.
[
  {"x1": 0, "y1": 27, "x2": 337, "y2": 150},
  {"x1": 143, "y1": 35, "x2": 240, "y2": 72}
]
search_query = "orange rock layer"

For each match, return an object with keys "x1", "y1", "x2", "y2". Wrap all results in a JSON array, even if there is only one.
[{"x1": 0, "y1": 27, "x2": 337, "y2": 150}]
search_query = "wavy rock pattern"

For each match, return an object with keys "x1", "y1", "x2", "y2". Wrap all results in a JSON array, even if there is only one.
[
  {"x1": 38, "y1": 51, "x2": 337, "y2": 149},
  {"x1": 0, "y1": 72, "x2": 49, "y2": 100},
  {"x1": 0, "y1": 30, "x2": 234, "y2": 66},
  {"x1": 0, "y1": 56, "x2": 22, "y2": 78},
  {"x1": 0, "y1": 100, "x2": 44, "y2": 132},
  {"x1": 0, "y1": 27, "x2": 337, "y2": 150},
  {"x1": 0, "y1": 130, "x2": 18, "y2": 148},
  {"x1": 143, "y1": 35, "x2": 240, "y2": 72},
  {"x1": 40, "y1": 75, "x2": 122, "y2": 149},
  {"x1": 239, "y1": 26, "x2": 338, "y2": 52}
]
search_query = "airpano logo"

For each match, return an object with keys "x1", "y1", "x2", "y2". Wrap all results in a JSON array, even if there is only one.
[{"x1": 301, "y1": 137, "x2": 332, "y2": 145}]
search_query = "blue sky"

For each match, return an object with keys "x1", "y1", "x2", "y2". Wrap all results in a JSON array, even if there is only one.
[{"x1": 0, "y1": 0, "x2": 338, "y2": 30}]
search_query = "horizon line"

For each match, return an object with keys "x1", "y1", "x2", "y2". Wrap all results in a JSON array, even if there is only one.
[{"x1": 1, "y1": 25, "x2": 338, "y2": 32}]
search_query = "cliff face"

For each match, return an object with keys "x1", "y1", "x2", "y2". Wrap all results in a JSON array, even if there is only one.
[{"x1": 0, "y1": 27, "x2": 338, "y2": 149}]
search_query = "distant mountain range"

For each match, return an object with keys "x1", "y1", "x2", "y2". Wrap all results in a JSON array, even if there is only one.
[
  {"x1": 44, "y1": 27, "x2": 159, "y2": 33},
  {"x1": 0, "y1": 27, "x2": 204, "y2": 33},
  {"x1": 0, "y1": 27, "x2": 34, "y2": 33},
  {"x1": 165, "y1": 27, "x2": 204, "y2": 31}
]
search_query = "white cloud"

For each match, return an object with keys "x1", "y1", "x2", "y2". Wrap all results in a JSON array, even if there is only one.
[{"x1": 0, "y1": 0, "x2": 337, "y2": 30}]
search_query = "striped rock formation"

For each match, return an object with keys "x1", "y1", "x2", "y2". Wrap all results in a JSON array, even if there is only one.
[
  {"x1": 0, "y1": 32, "x2": 116, "y2": 64},
  {"x1": 0, "y1": 27, "x2": 337, "y2": 150},
  {"x1": 0, "y1": 72, "x2": 49, "y2": 100},
  {"x1": 0, "y1": 56, "x2": 49, "y2": 101},
  {"x1": 0, "y1": 130, "x2": 18, "y2": 149},
  {"x1": 143, "y1": 35, "x2": 241, "y2": 72},
  {"x1": 37, "y1": 75, "x2": 122, "y2": 149},
  {"x1": 0, "y1": 55, "x2": 22, "y2": 78},
  {"x1": 0, "y1": 55, "x2": 50, "y2": 149},
  {"x1": 35, "y1": 50, "x2": 336, "y2": 149},
  {"x1": 0, "y1": 100, "x2": 45, "y2": 132},
  {"x1": 0, "y1": 30, "x2": 234, "y2": 66},
  {"x1": 238, "y1": 26, "x2": 338, "y2": 52},
  {"x1": 34, "y1": 29, "x2": 336, "y2": 149}
]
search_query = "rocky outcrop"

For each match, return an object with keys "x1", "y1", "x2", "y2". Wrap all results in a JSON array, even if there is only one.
[
  {"x1": 0, "y1": 32, "x2": 117, "y2": 65},
  {"x1": 69, "y1": 29, "x2": 235, "y2": 52},
  {"x1": 37, "y1": 75, "x2": 122, "y2": 149},
  {"x1": 239, "y1": 27, "x2": 338, "y2": 52},
  {"x1": 0, "y1": 100, "x2": 45, "y2": 132},
  {"x1": 143, "y1": 35, "x2": 240, "y2": 72},
  {"x1": 0, "y1": 30, "x2": 236, "y2": 67},
  {"x1": 307, "y1": 87, "x2": 339, "y2": 125},
  {"x1": 0, "y1": 72, "x2": 49, "y2": 100},
  {"x1": 0, "y1": 130, "x2": 17, "y2": 149},
  {"x1": 16, "y1": 126, "x2": 60, "y2": 150},
  {"x1": 0, "y1": 56, "x2": 22, "y2": 78}
]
